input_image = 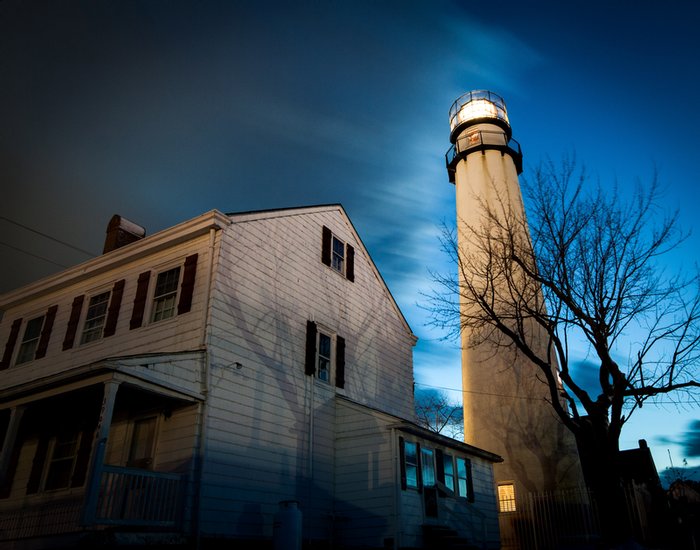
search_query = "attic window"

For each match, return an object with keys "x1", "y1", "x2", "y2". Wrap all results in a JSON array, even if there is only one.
[
  {"x1": 152, "y1": 267, "x2": 181, "y2": 322},
  {"x1": 321, "y1": 226, "x2": 355, "y2": 281},
  {"x1": 80, "y1": 291, "x2": 111, "y2": 344},
  {"x1": 15, "y1": 315, "x2": 45, "y2": 365}
]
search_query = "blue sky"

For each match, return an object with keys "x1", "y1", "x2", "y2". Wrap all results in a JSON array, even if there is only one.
[{"x1": 1, "y1": 1, "x2": 698, "y2": 481}]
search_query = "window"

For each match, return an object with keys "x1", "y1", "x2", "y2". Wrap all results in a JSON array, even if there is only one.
[
  {"x1": 456, "y1": 457, "x2": 474, "y2": 501},
  {"x1": 317, "y1": 332, "x2": 332, "y2": 382},
  {"x1": 498, "y1": 482, "x2": 516, "y2": 512},
  {"x1": 15, "y1": 315, "x2": 45, "y2": 365},
  {"x1": 80, "y1": 291, "x2": 111, "y2": 344},
  {"x1": 443, "y1": 453, "x2": 455, "y2": 492},
  {"x1": 404, "y1": 441, "x2": 419, "y2": 489},
  {"x1": 43, "y1": 430, "x2": 81, "y2": 491},
  {"x1": 321, "y1": 226, "x2": 355, "y2": 281},
  {"x1": 127, "y1": 416, "x2": 158, "y2": 469},
  {"x1": 421, "y1": 447, "x2": 436, "y2": 487},
  {"x1": 151, "y1": 267, "x2": 181, "y2": 322},
  {"x1": 304, "y1": 321, "x2": 345, "y2": 388}
]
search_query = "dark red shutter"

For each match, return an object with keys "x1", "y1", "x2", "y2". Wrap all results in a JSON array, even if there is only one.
[
  {"x1": 335, "y1": 335, "x2": 345, "y2": 389},
  {"x1": 305, "y1": 320, "x2": 317, "y2": 376},
  {"x1": 34, "y1": 305, "x2": 57, "y2": 359},
  {"x1": 0, "y1": 318, "x2": 22, "y2": 370},
  {"x1": 321, "y1": 226, "x2": 332, "y2": 266},
  {"x1": 399, "y1": 437, "x2": 407, "y2": 490},
  {"x1": 130, "y1": 271, "x2": 151, "y2": 329},
  {"x1": 177, "y1": 253, "x2": 198, "y2": 315},
  {"x1": 63, "y1": 295, "x2": 84, "y2": 350},
  {"x1": 103, "y1": 280, "x2": 125, "y2": 337},
  {"x1": 26, "y1": 435, "x2": 49, "y2": 494},
  {"x1": 346, "y1": 244, "x2": 355, "y2": 282}
]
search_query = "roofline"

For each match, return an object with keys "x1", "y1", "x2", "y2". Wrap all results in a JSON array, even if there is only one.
[
  {"x1": 0, "y1": 210, "x2": 230, "y2": 310},
  {"x1": 228, "y1": 204, "x2": 416, "y2": 342}
]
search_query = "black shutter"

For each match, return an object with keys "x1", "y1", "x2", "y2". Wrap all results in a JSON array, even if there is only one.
[
  {"x1": 399, "y1": 437, "x2": 407, "y2": 490},
  {"x1": 305, "y1": 320, "x2": 317, "y2": 376},
  {"x1": 0, "y1": 318, "x2": 22, "y2": 370},
  {"x1": 103, "y1": 280, "x2": 125, "y2": 337},
  {"x1": 26, "y1": 435, "x2": 49, "y2": 494},
  {"x1": 34, "y1": 305, "x2": 57, "y2": 359},
  {"x1": 130, "y1": 271, "x2": 151, "y2": 329},
  {"x1": 416, "y1": 442, "x2": 423, "y2": 493},
  {"x1": 346, "y1": 244, "x2": 355, "y2": 282},
  {"x1": 335, "y1": 335, "x2": 345, "y2": 389},
  {"x1": 435, "y1": 449, "x2": 445, "y2": 484},
  {"x1": 321, "y1": 226, "x2": 332, "y2": 266},
  {"x1": 466, "y1": 458, "x2": 475, "y2": 502},
  {"x1": 63, "y1": 295, "x2": 84, "y2": 350},
  {"x1": 177, "y1": 253, "x2": 198, "y2": 315}
]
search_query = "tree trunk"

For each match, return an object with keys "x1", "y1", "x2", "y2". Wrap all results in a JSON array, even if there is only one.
[{"x1": 574, "y1": 417, "x2": 632, "y2": 545}]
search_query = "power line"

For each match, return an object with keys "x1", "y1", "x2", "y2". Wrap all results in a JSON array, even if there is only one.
[
  {"x1": 0, "y1": 241, "x2": 69, "y2": 268},
  {"x1": 0, "y1": 216, "x2": 95, "y2": 257}
]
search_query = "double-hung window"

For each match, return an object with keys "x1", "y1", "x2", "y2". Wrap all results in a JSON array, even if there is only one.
[
  {"x1": 43, "y1": 429, "x2": 82, "y2": 491},
  {"x1": 304, "y1": 320, "x2": 345, "y2": 388},
  {"x1": 443, "y1": 453, "x2": 455, "y2": 492},
  {"x1": 457, "y1": 457, "x2": 475, "y2": 502},
  {"x1": 404, "y1": 441, "x2": 419, "y2": 489},
  {"x1": 80, "y1": 291, "x2": 111, "y2": 344},
  {"x1": 321, "y1": 226, "x2": 355, "y2": 281},
  {"x1": 151, "y1": 267, "x2": 181, "y2": 322},
  {"x1": 498, "y1": 482, "x2": 516, "y2": 512},
  {"x1": 421, "y1": 447, "x2": 436, "y2": 488},
  {"x1": 317, "y1": 332, "x2": 332, "y2": 382},
  {"x1": 15, "y1": 315, "x2": 45, "y2": 365}
]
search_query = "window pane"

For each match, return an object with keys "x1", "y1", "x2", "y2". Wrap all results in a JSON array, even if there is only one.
[
  {"x1": 152, "y1": 267, "x2": 180, "y2": 322},
  {"x1": 405, "y1": 442, "x2": 418, "y2": 489},
  {"x1": 443, "y1": 453, "x2": 455, "y2": 492},
  {"x1": 498, "y1": 483, "x2": 516, "y2": 512},
  {"x1": 44, "y1": 431, "x2": 80, "y2": 491},
  {"x1": 16, "y1": 316, "x2": 45, "y2": 364},
  {"x1": 81, "y1": 291, "x2": 111, "y2": 344},
  {"x1": 421, "y1": 448, "x2": 435, "y2": 487},
  {"x1": 317, "y1": 333, "x2": 331, "y2": 382},
  {"x1": 456, "y1": 457, "x2": 468, "y2": 497},
  {"x1": 332, "y1": 236, "x2": 345, "y2": 272},
  {"x1": 128, "y1": 416, "x2": 157, "y2": 468}
]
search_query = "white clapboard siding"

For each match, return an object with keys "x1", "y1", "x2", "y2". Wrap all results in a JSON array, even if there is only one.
[
  {"x1": 198, "y1": 206, "x2": 416, "y2": 540},
  {"x1": 0, "y1": 234, "x2": 214, "y2": 396}
]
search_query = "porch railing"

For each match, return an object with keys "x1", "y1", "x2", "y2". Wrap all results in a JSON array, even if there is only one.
[{"x1": 93, "y1": 465, "x2": 185, "y2": 527}]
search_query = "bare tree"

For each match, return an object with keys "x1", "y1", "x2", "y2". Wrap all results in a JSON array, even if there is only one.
[
  {"x1": 428, "y1": 157, "x2": 700, "y2": 539},
  {"x1": 414, "y1": 387, "x2": 463, "y2": 440}
]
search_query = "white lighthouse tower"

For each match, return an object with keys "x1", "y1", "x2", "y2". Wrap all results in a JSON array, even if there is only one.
[{"x1": 446, "y1": 91, "x2": 582, "y2": 531}]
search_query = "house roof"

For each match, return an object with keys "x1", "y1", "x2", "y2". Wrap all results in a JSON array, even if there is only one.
[{"x1": 226, "y1": 203, "x2": 415, "y2": 342}]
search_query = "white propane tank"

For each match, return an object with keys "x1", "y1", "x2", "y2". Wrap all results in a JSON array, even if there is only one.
[{"x1": 273, "y1": 500, "x2": 302, "y2": 550}]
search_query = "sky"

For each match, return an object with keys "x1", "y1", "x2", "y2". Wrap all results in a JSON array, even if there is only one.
[{"x1": 1, "y1": 0, "x2": 699, "y2": 483}]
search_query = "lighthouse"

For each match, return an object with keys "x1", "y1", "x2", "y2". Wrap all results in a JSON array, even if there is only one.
[{"x1": 445, "y1": 91, "x2": 582, "y2": 524}]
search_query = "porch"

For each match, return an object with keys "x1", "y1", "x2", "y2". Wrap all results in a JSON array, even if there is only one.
[{"x1": 0, "y1": 465, "x2": 186, "y2": 542}]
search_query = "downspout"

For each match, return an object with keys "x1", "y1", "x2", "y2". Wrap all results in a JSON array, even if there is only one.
[{"x1": 194, "y1": 227, "x2": 217, "y2": 549}]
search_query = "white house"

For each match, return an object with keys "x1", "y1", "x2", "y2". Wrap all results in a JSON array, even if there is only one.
[{"x1": 0, "y1": 205, "x2": 501, "y2": 549}]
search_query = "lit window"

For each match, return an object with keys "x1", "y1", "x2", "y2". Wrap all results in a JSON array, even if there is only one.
[
  {"x1": 15, "y1": 315, "x2": 45, "y2": 365},
  {"x1": 404, "y1": 442, "x2": 419, "y2": 489},
  {"x1": 498, "y1": 482, "x2": 516, "y2": 512},
  {"x1": 317, "y1": 332, "x2": 332, "y2": 382},
  {"x1": 44, "y1": 430, "x2": 81, "y2": 491},
  {"x1": 80, "y1": 291, "x2": 111, "y2": 344},
  {"x1": 443, "y1": 453, "x2": 455, "y2": 492},
  {"x1": 151, "y1": 267, "x2": 181, "y2": 322}
]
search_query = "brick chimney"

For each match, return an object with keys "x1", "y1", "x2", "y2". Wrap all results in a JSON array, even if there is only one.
[{"x1": 103, "y1": 215, "x2": 146, "y2": 253}]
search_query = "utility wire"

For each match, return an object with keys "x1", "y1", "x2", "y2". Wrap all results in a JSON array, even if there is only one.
[
  {"x1": 0, "y1": 241, "x2": 70, "y2": 268},
  {"x1": 0, "y1": 215, "x2": 96, "y2": 257}
]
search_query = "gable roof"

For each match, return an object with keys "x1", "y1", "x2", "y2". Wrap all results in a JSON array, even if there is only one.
[{"x1": 226, "y1": 204, "x2": 416, "y2": 343}]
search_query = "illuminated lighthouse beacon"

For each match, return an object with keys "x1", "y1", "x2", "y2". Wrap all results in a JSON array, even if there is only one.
[{"x1": 446, "y1": 91, "x2": 582, "y2": 540}]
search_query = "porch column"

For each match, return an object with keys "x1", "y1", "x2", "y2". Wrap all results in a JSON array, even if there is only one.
[
  {"x1": 0, "y1": 405, "x2": 26, "y2": 487},
  {"x1": 81, "y1": 380, "x2": 121, "y2": 525}
]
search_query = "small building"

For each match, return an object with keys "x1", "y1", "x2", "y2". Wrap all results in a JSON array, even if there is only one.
[{"x1": 0, "y1": 205, "x2": 501, "y2": 549}]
